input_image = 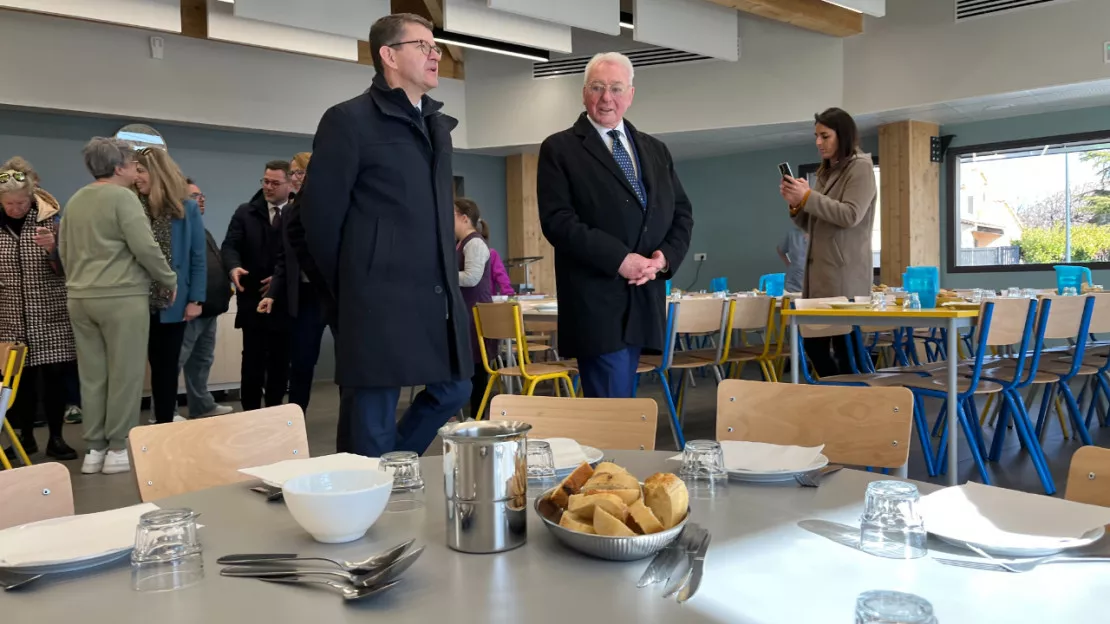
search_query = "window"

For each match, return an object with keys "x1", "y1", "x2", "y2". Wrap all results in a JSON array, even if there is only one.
[
  {"x1": 947, "y1": 131, "x2": 1110, "y2": 272},
  {"x1": 799, "y1": 161, "x2": 882, "y2": 269}
]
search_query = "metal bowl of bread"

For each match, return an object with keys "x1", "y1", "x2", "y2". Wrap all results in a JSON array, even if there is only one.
[{"x1": 534, "y1": 461, "x2": 690, "y2": 561}]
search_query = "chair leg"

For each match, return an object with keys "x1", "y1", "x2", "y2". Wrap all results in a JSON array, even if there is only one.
[
  {"x1": 988, "y1": 392, "x2": 1012, "y2": 463},
  {"x1": 561, "y1": 375, "x2": 575, "y2": 397},
  {"x1": 1, "y1": 418, "x2": 30, "y2": 467},
  {"x1": 656, "y1": 370, "x2": 686, "y2": 450},
  {"x1": 980, "y1": 393, "x2": 995, "y2": 426},
  {"x1": 523, "y1": 378, "x2": 538, "y2": 396},
  {"x1": 1034, "y1": 384, "x2": 1056, "y2": 439},
  {"x1": 1097, "y1": 373, "x2": 1110, "y2": 426},
  {"x1": 1053, "y1": 391, "x2": 1071, "y2": 440},
  {"x1": 955, "y1": 402, "x2": 991, "y2": 485},
  {"x1": 1084, "y1": 377, "x2": 1102, "y2": 429},
  {"x1": 935, "y1": 403, "x2": 950, "y2": 475},
  {"x1": 676, "y1": 371, "x2": 689, "y2": 425},
  {"x1": 931, "y1": 403, "x2": 947, "y2": 439},
  {"x1": 1058, "y1": 382, "x2": 1094, "y2": 446},
  {"x1": 475, "y1": 373, "x2": 500, "y2": 421},
  {"x1": 911, "y1": 392, "x2": 937, "y2": 477},
  {"x1": 963, "y1": 397, "x2": 988, "y2": 459},
  {"x1": 1001, "y1": 388, "x2": 1057, "y2": 495}
]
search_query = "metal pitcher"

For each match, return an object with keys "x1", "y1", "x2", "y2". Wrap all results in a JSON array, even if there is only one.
[{"x1": 440, "y1": 420, "x2": 532, "y2": 554}]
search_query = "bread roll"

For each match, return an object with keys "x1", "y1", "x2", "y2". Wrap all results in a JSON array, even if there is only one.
[
  {"x1": 549, "y1": 462, "x2": 594, "y2": 509},
  {"x1": 644, "y1": 473, "x2": 688, "y2": 529},
  {"x1": 593, "y1": 507, "x2": 636, "y2": 537},
  {"x1": 628, "y1": 499, "x2": 665, "y2": 534},
  {"x1": 582, "y1": 487, "x2": 641, "y2": 504},
  {"x1": 593, "y1": 461, "x2": 629, "y2": 476},
  {"x1": 583, "y1": 470, "x2": 640, "y2": 492},
  {"x1": 558, "y1": 511, "x2": 595, "y2": 534},
  {"x1": 568, "y1": 493, "x2": 629, "y2": 522}
]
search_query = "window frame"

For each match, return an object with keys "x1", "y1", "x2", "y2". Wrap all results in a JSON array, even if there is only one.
[{"x1": 946, "y1": 129, "x2": 1110, "y2": 274}]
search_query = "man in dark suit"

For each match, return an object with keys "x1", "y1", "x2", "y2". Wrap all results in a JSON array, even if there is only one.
[
  {"x1": 221, "y1": 161, "x2": 294, "y2": 411},
  {"x1": 538, "y1": 52, "x2": 694, "y2": 403},
  {"x1": 301, "y1": 13, "x2": 470, "y2": 457}
]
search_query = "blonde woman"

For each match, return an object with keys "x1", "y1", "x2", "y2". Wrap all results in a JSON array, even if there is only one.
[
  {"x1": 134, "y1": 148, "x2": 207, "y2": 425},
  {"x1": 290, "y1": 151, "x2": 309, "y2": 195},
  {"x1": 0, "y1": 157, "x2": 78, "y2": 461},
  {"x1": 61, "y1": 137, "x2": 176, "y2": 475}
]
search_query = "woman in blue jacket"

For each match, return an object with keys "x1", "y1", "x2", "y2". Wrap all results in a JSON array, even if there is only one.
[{"x1": 134, "y1": 147, "x2": 206, "y2": 424}]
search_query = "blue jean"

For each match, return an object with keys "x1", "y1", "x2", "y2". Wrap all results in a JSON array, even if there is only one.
[
  {"x1": 339, "y1": 379, "x2": 470, "y2": 457},
  {"x1": 577, "y1": 346, "x2": 642, "y2": 398},
  {"x1": 289, "y1": 288, "x2": 335, "y2": 412},
  {"x1": 178, "y1": 316, "x2": 219, "y2": 417}
]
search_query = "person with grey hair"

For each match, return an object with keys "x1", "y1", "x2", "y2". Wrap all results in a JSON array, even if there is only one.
[
  {"x1": 59, "y1": 137, "x2": 177, "y2": 475},
  {"x1": 537, "y1": 52, "x2": 693, "y2": 419}
]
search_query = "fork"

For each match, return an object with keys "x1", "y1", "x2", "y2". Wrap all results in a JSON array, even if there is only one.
[
  {"x1": 0, "y1": 570, "x2": 43, "y2": 591},
  {"x1": 794, "y1": 464, "x2": 843, "y2": 488},
  {"x1": 935, "y1": 545, "x2": 1110, "y2": 573}
]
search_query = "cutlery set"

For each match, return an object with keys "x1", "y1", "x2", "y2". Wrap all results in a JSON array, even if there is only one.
[
  {"x1": 637, "y1": 524, "x2": 711, "y2": 603},
  {"x1": 217, "y1": 539, "x2": 420, "y2": 601},
  {"x1": 794, "y1": 464, "x2": 843, "y2": 488},
  {"x1": 933, "y1": 542, "x2": 1110, "y2": 573}
]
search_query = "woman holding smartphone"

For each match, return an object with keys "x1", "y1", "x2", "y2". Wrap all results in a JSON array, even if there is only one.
[
  {"x1": 0, "y1": 157, "x2": 78, "y2": 461},
  {"x1": 779, "y1": 107, "x2": 877, "y2": 377}
]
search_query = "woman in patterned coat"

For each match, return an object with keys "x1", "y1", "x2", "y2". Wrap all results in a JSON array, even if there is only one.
[{"x1": 0, "y1": 157, "x2": 78, "y2": 460}]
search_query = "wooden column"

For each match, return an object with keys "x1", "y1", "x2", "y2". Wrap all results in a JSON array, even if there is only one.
[
  {"x1": 878, "y1": 121, "x2": 941, "y2": 287},
  {"x1": 505, "y1": 154, "x2": 556, "y2": 295}
]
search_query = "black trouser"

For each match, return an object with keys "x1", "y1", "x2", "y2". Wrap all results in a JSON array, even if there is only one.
[
  {"x1": 10, "y1": 361, "x2": 72, "y2": 439},
  {"x1": 469, "y1": 365, "x2": 489, "y2": 419},
  {"x1": 805, "y1": 335, "x2": 852, "y2": 378},
  {"x1": 288, "y1": 289, "x2": 336, "y2": 413},
  {"x1": 148, "y1": 316, "x2": 187, "y2": 424},
  {"x1": 240, "y1": 315, "x2": 291, "y2": 411}
]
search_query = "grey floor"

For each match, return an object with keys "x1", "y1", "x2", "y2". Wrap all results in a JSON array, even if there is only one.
[{"x1": 19, "y1": 374, "x2": 1110, "y2": 514}]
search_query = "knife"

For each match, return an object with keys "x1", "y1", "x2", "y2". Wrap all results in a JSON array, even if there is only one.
[
  {"x1": 676, "y1": 532, "x2": 711, "y2": 603},
  {"x1": 637, "y1": 525, "x2": 694, "y2": 588},
  {"x1": 662, "y1": 527, "x2": 705, "y2": 599},
  {"x1": 217, "y1": 553, "x2": 299, "y2": 565}
]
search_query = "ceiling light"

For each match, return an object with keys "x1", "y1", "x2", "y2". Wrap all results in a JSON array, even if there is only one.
[
  {"x1": 619, "y1": 11, "x2": 634, "y2": 30},
  {"x1": 433, "y1": 29, "x2": 550, "y2": 63}
]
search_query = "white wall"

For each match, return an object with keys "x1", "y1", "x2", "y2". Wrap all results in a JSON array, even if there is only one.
[
  {"x1": 463, "y1": 16, "x2": 843, "y2": 149},
  {"x1": 843, "y1": 0, "x2": 1110, "y2": 115},
  {"x1": 0, "y1": 10, "x2": 468, "y2": 145}
]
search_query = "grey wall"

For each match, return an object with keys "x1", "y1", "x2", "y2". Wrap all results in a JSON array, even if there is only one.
[{"x1": 0, "y1": 108, "x2": 507, "y2": 380}]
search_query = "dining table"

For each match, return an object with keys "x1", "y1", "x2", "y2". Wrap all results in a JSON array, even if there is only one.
[
  {"x1": 5, "y1": 450, "x2": 1106, "y2": 623},
  {"x1": 782, "y1": 307, "x2": 980, "y2": 486}
]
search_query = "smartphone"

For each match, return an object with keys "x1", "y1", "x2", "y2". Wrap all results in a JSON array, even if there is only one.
[{"x1": 778, "y1": 162, "x2": 794, "y2": 180}]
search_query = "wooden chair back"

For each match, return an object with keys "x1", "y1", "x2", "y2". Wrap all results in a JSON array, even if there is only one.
[
  {"x1": 715, "y1": 380, "x2": 913, "y2": 469},
  {"x1": 0, "y1": 462, "x2": 73, "y2": 530},
  {"x1": 1086, "y1": 293, "x2": 1110, "y2": 334},
  {"x1": 474, "y1": 302, "x2": 521, "y2": 341},
  {"x1": 1066, "y1": 446, "x2": 1110, "y2": 507},
  {"x1": 128, "y1": 405, "x2": 309, "y2": 502},
  {"x1": 490, "y1": 395, "x2": 658, "y2": 451},
  {"x1": 674, "y1": 298, "x2": 729, "y2": 336},
  {"x1": 794, "y1": 297, "x2": 851, "y2": 338},
  {"x1": 1037, "y1": 294, "x2": 1092, "y2": 340},
  {"x1": 980, "y1": 298, "x2": 1035, "y2": 347},
  {"x1": 730, "y1": 296, "x2": 773, "y2": 332}
]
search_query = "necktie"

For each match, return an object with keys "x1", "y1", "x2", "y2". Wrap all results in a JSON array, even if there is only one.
[
  {"x1": 608, "y1": 129, "x2": 646, "y2": 208},
  {"x1": 272, "y1": 205, "x2": 282, "y2": 227}
]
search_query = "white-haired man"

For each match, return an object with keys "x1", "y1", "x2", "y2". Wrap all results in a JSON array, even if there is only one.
[{"x1": 537, "y1": 53, "x2": 693, "y2": 409}]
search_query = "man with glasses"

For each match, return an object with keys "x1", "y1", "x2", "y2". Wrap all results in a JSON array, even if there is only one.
[
  {"x1": 175, "y1": 179, "x2": 233, "y2": 420},
  {"x1": 302, "y1": 13, "x2": 470, "y2": 457},
  {"x1": 222, "y1": 161, "x2": 294, "y2": 411},
  {"x1": 537, "y1": 52, "x2": 694, "y2": 399}
]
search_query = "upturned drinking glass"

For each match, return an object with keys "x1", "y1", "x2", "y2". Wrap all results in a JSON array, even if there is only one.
[
  {"x1": 855, "y1": 590, "x2": 937, "y2": 623},
  {"x1": 859, "y1": 481, "x2": 927, "y2": 559},
  {"x1": 131, "y1": 508, "x2": 203, "y2": 592}
]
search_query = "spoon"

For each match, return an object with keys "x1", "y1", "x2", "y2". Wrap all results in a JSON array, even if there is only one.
[
  {"x1": 0, "y1": 572, "x2": 43, "y2": 591},
  {"x1": 259, "y1": 576, "x2": 400, "y2": 601},
  {"x1": 218, "y1": 539, "x2": 415, "y2": 574},
  {"x1": 221, "y1": 546, "x2": 425, "y2": 588}
]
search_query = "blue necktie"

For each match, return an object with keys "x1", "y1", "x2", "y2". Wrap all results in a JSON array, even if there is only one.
[{"x1": 608, "y1": 129, "x2": 646, "y2": 208}]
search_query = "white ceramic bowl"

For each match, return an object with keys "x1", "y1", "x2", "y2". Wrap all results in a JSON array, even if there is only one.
[{"x1": 281, "y1": 470, "x2": 393, "y2": 543}]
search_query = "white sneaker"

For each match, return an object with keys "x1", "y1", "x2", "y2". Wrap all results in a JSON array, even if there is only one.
[
  {"x1": 101, "y1": 449, "x2": 130, "y2": 475},
  {"x1": 198, "y1": 404, "x2": 234, "y2": 418},
  {"x1": 173, "y1": 415, "x2": 188, "y2": 423},
  {"x1": 81, "y1": 449, "x2": 106, "y2": 474}
]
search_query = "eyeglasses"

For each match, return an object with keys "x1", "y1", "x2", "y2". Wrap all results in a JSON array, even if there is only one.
[
  {"x1": 189, "y1": 192, "x2": 205, "y2": 202},
  {"x1": 259, "y1": 179, "x2": 285, "y2": 188},
  {"x1": 290, "y1": 169, "x2": 306, "y2": 179},
  {"x1": 586, "y1": 83, "x2": 628, "y2": 97},
  {"x1": 0, "y1": 171, "x2": 27, "y2": 184},
  {"x1": 388, "y1": 39, "x2": 442, "y2": 58}
]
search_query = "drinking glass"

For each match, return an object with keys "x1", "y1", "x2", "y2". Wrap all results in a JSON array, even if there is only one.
[
  {"x1": 855, "y1": 590, "x2": 937, "y2": 624},
  {"x1": 379, "y1": 451, "x2": 425, "y2": 511},
  {"x1": 131, "y1": 508, "x2": 203, "y2": 592},
  {"x1": 859, "y1": 480, "x2": 927, "y2": 559},
  {"x1": 1064, "y1": 286, "x2": 1078, "y2": 296},
  {"x1": 1022, "y1": 288, "x2": 1038, "y2": 299},
  {"x1": 869, "y1": 291, "x2": 887, "y2": 311},
  {"x1": 526, "y1": 440, "x2": 558, "y2": 498},
  {"x1": 1006, "y1": 287, "x2": 1021, "y2": 298},
  {"x1": 903, "y1": 292, "x2": 921, "y2": 311},
  {"x1": 969, "y1": 288, "x2": 983, "y2": 303}
]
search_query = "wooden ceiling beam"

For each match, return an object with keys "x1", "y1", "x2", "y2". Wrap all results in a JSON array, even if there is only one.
[
  {"x1": 391, "y1": 0, "x2": 465, "y2": 64},
  {"x1": 704, "y1": 0, "x2": 863, "y2": 37}
]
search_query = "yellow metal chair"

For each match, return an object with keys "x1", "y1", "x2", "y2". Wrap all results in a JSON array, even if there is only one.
[
  {"x1": 474, "y1": 302, "x2": 577, "y2": 419},
  {"x1": 0, "y1": 344, "x2": 29, "y2": 470},
  {"x1": 690, "y1": 296, "x2": 777, "y2": 382}
]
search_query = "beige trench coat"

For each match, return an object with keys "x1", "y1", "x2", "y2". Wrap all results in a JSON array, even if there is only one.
[{"x1": 791, "y1": 151, "x2": 877, "y2": 299}]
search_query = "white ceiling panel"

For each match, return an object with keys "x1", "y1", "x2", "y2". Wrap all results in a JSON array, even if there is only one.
[
  {"x1": 0, "y1": 0, "x2": 181, "y2": 31},
  {"x1": 232, "y1": 0, "x2": 389, "y2": 40},
  {"x1": 207, "y1": 0, "x2": 357, "y2": 62},
  {"x1": 487, "y1": 0, "x2": 620, "y2": 35},
  {"x1": 633, "y1": 0, "x2": 738, "y2": 62},
  {"x1": 444, "y1": 0, "x2": 572, "y2": 53}
]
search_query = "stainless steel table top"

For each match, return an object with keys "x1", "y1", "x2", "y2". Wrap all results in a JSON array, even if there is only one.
[{"x1": 5, "y1": 451, "x2": 1106, "y2": 623}]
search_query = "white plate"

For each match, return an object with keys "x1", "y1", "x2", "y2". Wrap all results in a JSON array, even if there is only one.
[
  {"x1": 552, "y1": 445, "x2": 603, "y2": 477},
  {"x1": 0, "y1": 503, "x2": 158, "y2": 570},
  {"x1": 1, "y1": 547, "x2": 131, "y2": 575},
  {"x1": 727, "y1": 454, "x2": 830, "y2": 483},
  {"x1": 239, "y1": 453, "x2": 382, "y2": 488},
  {"x1": 935, "y1": 528, "x2": 1105, "y2": 558}
]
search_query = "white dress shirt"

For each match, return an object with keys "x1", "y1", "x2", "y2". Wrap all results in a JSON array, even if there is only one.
[
  {"x1": 587, "y1": 115, "x2": 638, "y2": 178},
  {"x1": 267, "y1": 202, "x2": 286, "y2": 225}
]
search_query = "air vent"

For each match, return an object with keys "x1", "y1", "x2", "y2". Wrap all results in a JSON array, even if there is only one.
[
  {"x1": 955, "y1": 0, "x2": 1077, "y2": 21},
  {"x1": 533, "y1": 47, "x2": 713, "y2": 80}
]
